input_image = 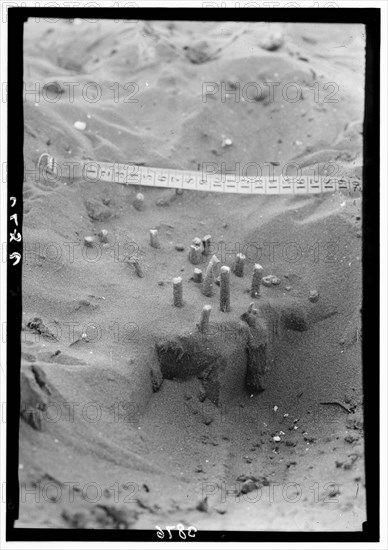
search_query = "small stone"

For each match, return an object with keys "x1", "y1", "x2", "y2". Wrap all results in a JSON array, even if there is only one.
[
  {"x1": 344, "y1": 434, "x2": 359, "y2": 444},
  {"x1": 286, "y1": 440, "x2": 297, "y2": 447},
  {"x1": 262, "y1": 275, "x2": 274, "y2": 287},
  {"x1": 247, "y1": 302, "x2": 258, "y2": 315},
  {"x1": 285, "y1": 285, "x2": 292, "y2": 291},
  {"x1": 273, "y1": 436, "x2": 281, "y2": 442},
  {"x1": 156, "y1": 198, "x2": 170, "y2": 207},
  {"x1": 175, "y1": 244, "x2": 185, "y2": 251},
  {"x1": 198, "y1": 390, "x2": 206, "y2": 402},
  {"x1": 43, "y1": 81, "x2": 65, "y2": 96},
  {"x1": 308, "y1": 290, "x2": 319, "y2": 303},
  {"x1": 271, "y1": 276, "x2": 281, "y2": 285},
  {"x1": 74, "y1": 121, "x2": 86, "y2": 131},
  {"x1": 196, "y1": 498, "x2": 208, "y2": 512},
  {"x1": 259, "y1": 31, "x2": 284, "y2": 51},
  {"x1": 222, "y1": 137, "x2": 233, "y2": 148},
  {"x1": 98, "y1": 229, "x2": 108, "y2": 243},
  {"x1": 84, "y1": 236, "x2": 94, "y2": 247},
  {"x1": 192, "y1": 237, "x2": 202, "y2": 248}
]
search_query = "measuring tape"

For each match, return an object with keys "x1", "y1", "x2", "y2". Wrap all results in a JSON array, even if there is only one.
[{"x1": 38, "y1": 154, "x2": 361, "y2": 195}]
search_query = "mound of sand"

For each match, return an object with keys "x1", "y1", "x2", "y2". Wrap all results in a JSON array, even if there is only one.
[{"x1": 19, "y1": 19, "x2": 365, "y2": 531}]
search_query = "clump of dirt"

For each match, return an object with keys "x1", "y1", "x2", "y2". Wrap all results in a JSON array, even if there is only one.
[
  {"x1": 20, "y1": 363, "x2": 51, "y2": 430},
  {"x1": 26, "y1": 317, "x2": 58, "y2": 340},
  {"x1": 62, "y1": 504, "x2": 139, "y2": 529}
]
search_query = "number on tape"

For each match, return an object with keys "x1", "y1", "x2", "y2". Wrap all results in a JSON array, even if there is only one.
[{"x1": 37, "y1": 154, "x2": 361, "y2": 195}]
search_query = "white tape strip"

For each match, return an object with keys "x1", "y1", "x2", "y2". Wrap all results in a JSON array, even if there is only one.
[{"x1": 38, "y1": 154, "x2": 361, "y2": 195}]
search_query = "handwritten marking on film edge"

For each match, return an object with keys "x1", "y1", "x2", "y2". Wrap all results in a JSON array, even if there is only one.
[{"x1": 9, "y1": 197, "x2": 21, "y2": 266}]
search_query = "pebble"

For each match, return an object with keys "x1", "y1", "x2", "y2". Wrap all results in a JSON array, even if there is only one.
[
  {"x1": 273, "y1": 436, "x2": 281, "y2": 442},
  {"x1": 74, "y1": 121, "x2": 86, "y2": 131},
  {"x1": 308, "y1": 290, "x2": 319, "y2": 303},
  {"x1": 175, "y1": 244, "x2": 185, "y2": 251},
  {"x1": 98, "y1": 229, "x2": 108, "y2": 243},
  {"x1": 156, "y1": 198, "x2": 170, "y2": 207},
  {"x1": 84, "y1": 236, "x2": 94, "y2": 247},
  {"x1": 285, "y1": 285, "x2": 292, "y2": 291},
  {"x1": 271, "y1": 276, "x2": 281, "y2": 285},
  {"x1": 43, "y1": 81, "x2": 64, "y2": 95},
  {"x1": 222, "y1": 138, "x2": 233, "y2": 148},
  {"x1": 259, "y1": 31, "x2": 284, "y2": 51},
  {"x1": 262, "y1": 275, "x2": 274, "y2": 287}
]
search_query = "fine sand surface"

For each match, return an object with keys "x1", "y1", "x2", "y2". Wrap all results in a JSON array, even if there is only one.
[{"x1": 19, "y1": 19, "x2": 365, "y2": 531}]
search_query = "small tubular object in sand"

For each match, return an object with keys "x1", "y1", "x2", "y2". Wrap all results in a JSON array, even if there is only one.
[
  {"x1": 202, "y1": 235, "x2": 212, "y2": 256},
  {"x1": 188, "y1": 243, "x2": 202, "y2": 265},
  {"x1": 202, "y1": 260, "x2": 215, "y2": 297},
  {"x1": 198, "y1": 304, "x2": 211, "y2": 332},
  {"x1": 133, "y1": 193, "x2": 145, "y2": 211},
  {"x1": 250, "y1": 263, "x2": 263, "y2": 298},
  {"x1": 193, "y1": 268, "x2": 203, "y2": 283},
  {"x1": 150, "y1": 229, "x2": 160, "y2": 248},
  {"x1": 220, "y1": 266, "x2": 231, "y2": 312},
  {"x1": 233, "y1": 252, "x2": 245, "y2": 277},
  {"x1": 173, "y1": 277, "x2": 183, "y2": 307},
  {"x1": 132, "y1": 258, "x2": 144, "y2": 278},
  {"x1": 209, "y1": 254, "x2": 221, "y2": 277},
  {"x1": 248, "y1": 302, "x2": 258, "y2": 315}
]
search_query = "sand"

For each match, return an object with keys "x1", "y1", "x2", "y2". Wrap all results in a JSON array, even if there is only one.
[{"x1": 19, "y1": 19, "x2": 365, "y2": 531}]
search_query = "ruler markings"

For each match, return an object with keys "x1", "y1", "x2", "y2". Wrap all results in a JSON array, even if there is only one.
[{"x1": 39, "y1": 155, "x2": 362, "y2": 195}]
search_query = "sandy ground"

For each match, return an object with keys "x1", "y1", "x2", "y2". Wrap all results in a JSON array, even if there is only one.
[{"x1": 19, "y1": 19, "x2": 365, "y2": 531}]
